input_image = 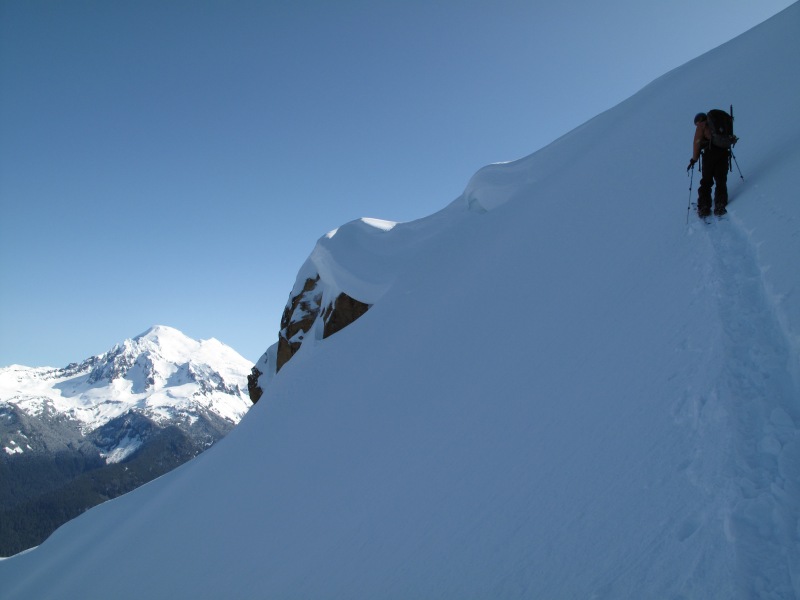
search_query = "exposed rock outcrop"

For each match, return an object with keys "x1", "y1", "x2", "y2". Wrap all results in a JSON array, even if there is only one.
[
  {"x1": 276, "y1": 275, "x2": 370, "y2": 373},
  {"x1": 247, "y1": 367, "x2": 263, "y2": 404},
  {"x1": 249, "y1": 215, "x2": 439, "y2": 403},
  {"x1": 322, "y1": 292, "x2": 371, "y2": 340},
  {"x1": 276, "y1": 276, "x2": 323, "y2": 373},
  {"x1": 248, "y1": 273, "x2": 371, "y2": 403}
]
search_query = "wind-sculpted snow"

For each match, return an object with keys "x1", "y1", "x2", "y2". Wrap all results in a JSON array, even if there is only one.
[
  {"x1": 2, "y1": 4, "x2": 799, "y2": 598},
  {"x1": 250, "y1": 208, "x2": 468, "y2": 384},
  {"x1": 291, "y1": 210, "x2": 466, "y2": 308}
]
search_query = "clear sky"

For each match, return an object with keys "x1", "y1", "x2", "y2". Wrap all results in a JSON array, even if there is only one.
[{"x1": 0, "y1": 0, "x2": 794, "y2": 367}]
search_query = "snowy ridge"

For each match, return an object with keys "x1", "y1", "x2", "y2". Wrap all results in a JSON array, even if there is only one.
[
  {"x1": 251, "y1": 206, "x2": 467, "y2": 386},
  {"x1": 290, "y1": 208, "x2": 464, "y2": 308},
  {"x1": 1, "y1": 4, "x2": 799, "y2": 598}
]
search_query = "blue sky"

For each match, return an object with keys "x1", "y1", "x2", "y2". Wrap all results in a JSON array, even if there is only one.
[{"x1": 0, "y1": 0, "x2": 794, "y2": 367}]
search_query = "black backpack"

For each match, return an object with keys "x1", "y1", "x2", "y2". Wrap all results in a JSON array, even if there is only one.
[{"x1": 706, "y1": 108, "x2": 738, "y2": 149}]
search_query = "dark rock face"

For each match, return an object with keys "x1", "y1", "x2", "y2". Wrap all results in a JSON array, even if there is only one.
[
  {"x1": 249, "y1": 273, "x2": 372, "y2": 403},
  {"x1": 322, "y1": 293, "x2": 371, "y2": 339},
  {"x1": 247, "y1": 367, "x2": 263, "y2": 404},
  {"x1": 276, "y1": 276, "x2": 322, "y2": 373},
  {"x1": 275, "y1": 276, "x2": 371, "y2": 373}
]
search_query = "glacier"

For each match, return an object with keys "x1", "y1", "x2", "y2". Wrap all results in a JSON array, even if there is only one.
[{"x1": 1, "y1": 4, "x2": 799, "y2": 598}]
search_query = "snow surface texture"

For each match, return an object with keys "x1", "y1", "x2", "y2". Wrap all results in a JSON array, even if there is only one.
[
  {"x1": 0, "y1": 325, "x2": 252, "y2": 456},
  {"x1": 2, "y1": 5, "x2": 799, "y2": 598}
]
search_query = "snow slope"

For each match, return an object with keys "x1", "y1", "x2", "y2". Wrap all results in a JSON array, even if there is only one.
[{"x1": 2, "y1": 4, "x2": 799, "y2": 598}]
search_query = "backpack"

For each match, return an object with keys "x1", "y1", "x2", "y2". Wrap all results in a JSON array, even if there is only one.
[{"x1": 706, "y1": 108, "x2": 738, "y2": 149}]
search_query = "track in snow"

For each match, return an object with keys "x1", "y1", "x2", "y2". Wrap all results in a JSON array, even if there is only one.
[{"x1": 706, "y1": 215, "x2": 800, "y2": 598}]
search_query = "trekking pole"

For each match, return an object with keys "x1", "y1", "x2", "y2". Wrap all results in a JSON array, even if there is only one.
[
  {"x1": 730, "y1": 150, "x2": 745, "y2": 181},
  {"x1": 729, "y1": 104, "x2": 744, "y2": 181},
  {"x1": 687, "y1": 167, "x2": 694, "y2": 223}
]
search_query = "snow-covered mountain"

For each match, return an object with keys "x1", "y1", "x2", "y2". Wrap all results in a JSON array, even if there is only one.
[
  {"x1": 2, "y1": 4, "x2": 800, "y2": 599},
  {"x1": 2, "y1": 325, "x2": 251, "y2": 444},
  {"x1": 0, "y1": 325, "x2": 252, "y2": 555}
]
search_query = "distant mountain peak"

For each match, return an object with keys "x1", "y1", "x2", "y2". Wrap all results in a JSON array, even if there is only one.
[
  {"x1": 0, "y1": 326, "x2": 253, "y2": 435},
  {"x1": 134, "y1": 324, "x2": 186, "y2": 341},
  {"x1": 0, "y1": 325, "x2": 255, "y2": 557}
]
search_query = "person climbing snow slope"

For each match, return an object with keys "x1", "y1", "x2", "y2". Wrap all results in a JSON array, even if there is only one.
[{"x1": 687, "y1": 110, "x2": 734, "y2": 218}]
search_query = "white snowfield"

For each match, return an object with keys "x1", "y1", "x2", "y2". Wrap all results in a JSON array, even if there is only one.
[
  {"x1": 2, "y1": 4, "x2": 799, "y2": 599},
  {"x1": 0, "y1": 325, "x2": 252, "y2": 439}
]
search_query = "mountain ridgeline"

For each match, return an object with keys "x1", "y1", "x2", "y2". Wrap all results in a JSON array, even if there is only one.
[{"x1": 0, "y1": 326, "x2": 251, "y2": 556}]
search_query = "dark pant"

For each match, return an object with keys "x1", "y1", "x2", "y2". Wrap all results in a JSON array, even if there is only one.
[{"x1": 698, "y1": 149, "x2": 729, "y2": 211}]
